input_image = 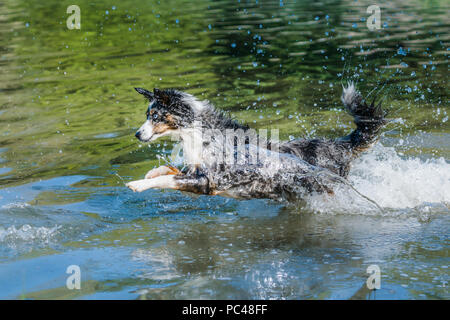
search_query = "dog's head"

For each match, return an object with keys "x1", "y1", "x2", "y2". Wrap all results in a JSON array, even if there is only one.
[{"x1": 134, "y1": 87, "x2": 203, "y2": 142}]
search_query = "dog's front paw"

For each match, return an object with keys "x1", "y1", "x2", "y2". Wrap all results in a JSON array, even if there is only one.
[
  {"x1": 145, "y1": 166, "x2": 180, "y2": 179},
  {"x1": 126, "y1": 180, "x2": 146, "y2": 193},
  {"x1": 145, "y1": 166, "x2": 167, "y2": 179}
]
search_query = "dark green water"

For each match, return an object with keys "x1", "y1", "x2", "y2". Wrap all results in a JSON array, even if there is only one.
[{"x1": 0, "y1": 0, "x2": 448, "y2": 299}]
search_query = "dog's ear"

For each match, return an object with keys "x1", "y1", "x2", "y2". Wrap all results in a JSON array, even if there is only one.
[
  {"x1": 153, "y1": 88, "x2": 170, "y2": 105},
  {"x1": 134, "y1": 87, "x2": 154, "y2": 100}
]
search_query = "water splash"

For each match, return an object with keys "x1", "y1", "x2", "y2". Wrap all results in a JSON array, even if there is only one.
[
  {"x1": 0, "y1": 224, "x2": 61, "y2": 244},
  {"x1": 304, "y1": 144, "x2": 450, "y2": 215},
  {"x1": 1, "y1": 202, "x2": 30, "y2": 209},
  {"x1": 350, "y1": 144, "x2": 450, "y2": 208}
]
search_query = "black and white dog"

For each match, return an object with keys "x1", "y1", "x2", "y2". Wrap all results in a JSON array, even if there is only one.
[{"x1": 126, "y1": 84, "x2": 387, "y2": 202}]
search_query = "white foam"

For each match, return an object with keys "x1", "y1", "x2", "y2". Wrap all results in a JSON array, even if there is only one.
[
  {"x1": 350, "y1": 144, "x2": 450, "y2": 208},
  {"x1": 304, "y1": 144, "x2": 450, "y2": 215},
  {"x1": 0, "y1": 224, "x2": 61, "y2": 243},
  {"x1": 1, "y1": 202, "x2": 30, "y2": 209}
]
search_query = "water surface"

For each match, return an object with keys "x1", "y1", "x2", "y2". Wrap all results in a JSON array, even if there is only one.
[{"x1": 0, "y1": 0, "x2": 449, "y2": 299}]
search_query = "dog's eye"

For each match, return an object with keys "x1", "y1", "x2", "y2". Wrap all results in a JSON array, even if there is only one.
[{"x1": 152, "y1": 113, "x2": 159, "y2": 121}]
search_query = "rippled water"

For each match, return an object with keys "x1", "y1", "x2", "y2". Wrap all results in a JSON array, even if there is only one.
[{"x1": 0, "y1": 0, "x2": 448, "y2": 299}]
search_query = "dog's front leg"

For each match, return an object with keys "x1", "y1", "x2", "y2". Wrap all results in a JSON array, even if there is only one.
[
  {"x1": 126, "y1": 175, "x2": 178, "y2": 193},
  {"x1": 126, "y1": 174, "x2": 210, "y2": 194},
  {"x1": 145, "y1": 165, "x2": 180, "y2": 179}
]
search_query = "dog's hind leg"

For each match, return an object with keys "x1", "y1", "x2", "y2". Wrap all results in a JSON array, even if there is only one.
[
  {"x1": 145, "y1": 165, "x2": 180, "y2": 179},
  {"x1": 126, "y1": 174, "x2": 210, "y2": 195}
]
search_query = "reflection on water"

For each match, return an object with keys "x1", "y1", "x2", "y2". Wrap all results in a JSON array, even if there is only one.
[{"x1": 0, "y1": 0, "x2": 448, "y2": 299}]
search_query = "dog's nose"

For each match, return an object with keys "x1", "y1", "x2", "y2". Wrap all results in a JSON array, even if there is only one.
[{"x1": 135, "y1": 131, "x2": 141, "y2": 139}]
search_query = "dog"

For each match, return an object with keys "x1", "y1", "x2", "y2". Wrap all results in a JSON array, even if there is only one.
[{"x1": 126, "y1": 83, "x2": 387, "y2": 202}]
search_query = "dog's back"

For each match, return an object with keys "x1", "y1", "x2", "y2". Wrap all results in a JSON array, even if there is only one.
[{"x1": 278, "y1": 83, "x2": 387, "y2": 178}]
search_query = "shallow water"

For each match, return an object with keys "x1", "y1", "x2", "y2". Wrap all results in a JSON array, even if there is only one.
[{"x1": 0, "y1": 0, "x2": 449, "y2": 299}]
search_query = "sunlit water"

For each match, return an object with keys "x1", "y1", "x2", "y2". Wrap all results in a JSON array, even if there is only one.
[{"x1": 0, "y1": 0, "x2": 448, "y2": 299}]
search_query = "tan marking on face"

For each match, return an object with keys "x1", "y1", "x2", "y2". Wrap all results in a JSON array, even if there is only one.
[
  {"x1": 165, "y1": 114, "x2": 177, "y2": 128},
  {"x1": 152, "y1": 123, "x2": 172, "y2": 135}
]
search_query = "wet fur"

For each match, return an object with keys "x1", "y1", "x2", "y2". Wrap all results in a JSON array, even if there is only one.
[{"x1": 127, "y1": 84, "x2": 387, "y2": 201}]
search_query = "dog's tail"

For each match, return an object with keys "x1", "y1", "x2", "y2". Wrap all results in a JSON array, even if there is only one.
[{"x1": 340, "y1": 82, "x2": 388, "y2": 155}]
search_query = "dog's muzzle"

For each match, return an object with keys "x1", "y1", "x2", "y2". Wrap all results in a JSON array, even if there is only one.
[{"x1": 135, "y1": 130, "x2": 154, "y2": 142}]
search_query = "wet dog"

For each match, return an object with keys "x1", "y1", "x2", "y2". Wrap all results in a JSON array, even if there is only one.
[{"x1": 126, "y1": 84, "x2": 387, "y2": 201}]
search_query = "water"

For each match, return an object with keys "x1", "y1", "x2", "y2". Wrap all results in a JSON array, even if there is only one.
[{"x1": 0, "y1": 0, "x2": 448, "y2": 299}]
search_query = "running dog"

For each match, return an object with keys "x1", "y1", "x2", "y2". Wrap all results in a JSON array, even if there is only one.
[{"x1": 126, "y1": 84, "x2": 387, "y2": 201}]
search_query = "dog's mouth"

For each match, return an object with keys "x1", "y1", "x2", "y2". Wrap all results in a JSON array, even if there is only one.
[{"x1": 135, "y1": 128, "x2": 177, "y2": 143}]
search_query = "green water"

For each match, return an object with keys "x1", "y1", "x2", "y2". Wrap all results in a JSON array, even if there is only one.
[{"x1": 0, "y1": 0, "x2": 448, "y2": 299}]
